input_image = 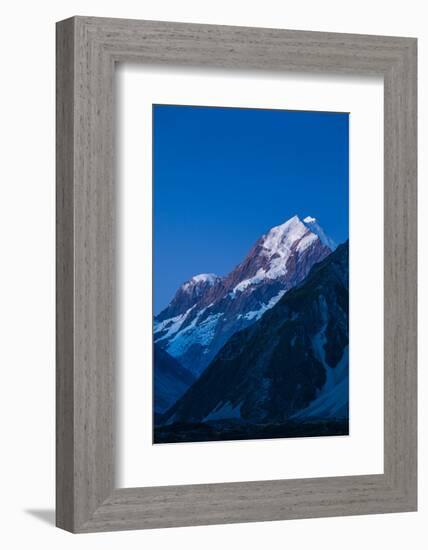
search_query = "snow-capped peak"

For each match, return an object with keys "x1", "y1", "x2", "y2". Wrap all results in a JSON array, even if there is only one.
[
  {"x1": 252, "y1": 215, "x2": 318, "y2": 281},
  {"x1": 155, "y1": 214, "x2": 335, "y2": 375},
  {"x1": 182, "y1": 273, "x2": 221, "y2": 292},
  {"x1": 302, "y1": 216, "x2": 336, "y2": 251},
  {"x1": 239, "y1": 215, "x2": 335, "y2": 285},
  {"x1": 262, "y1": 215, "x2": 308, "y2": 256},
  {"x1": 191, "y1": 273, "x2": 220, "y2": 285}
]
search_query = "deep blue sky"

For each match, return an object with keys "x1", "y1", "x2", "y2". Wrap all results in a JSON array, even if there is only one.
[{"x1": 153, "y1": 104, "x2": 349, "y2": 314}]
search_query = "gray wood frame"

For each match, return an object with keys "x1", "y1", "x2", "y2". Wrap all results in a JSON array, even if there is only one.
[{"x1": 56, "y1": 16, "x2": 417, "y2": 533}]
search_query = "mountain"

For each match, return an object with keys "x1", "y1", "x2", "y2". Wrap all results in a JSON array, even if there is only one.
[
  {"x1": 154, "y1": 215, "x2": 334, "y2": 377},
  {"x1": 156, "y1": 273, "x2": 223, "y2": 323},
  {"x1": 153, "y1": 344, "x2": 196, "y2": 414},
  {"x1": 160, "y1": 241, "x2": 349, "y2": 427},
  {"x1": 302, "y1": 216, "x2": 337, "y2": 251}
]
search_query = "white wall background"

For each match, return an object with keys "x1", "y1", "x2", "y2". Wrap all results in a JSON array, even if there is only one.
[{"x1": 0, "y1": 1, "x2": 425, "y2": 548}]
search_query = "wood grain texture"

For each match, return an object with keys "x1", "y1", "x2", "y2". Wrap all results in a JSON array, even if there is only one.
[
  {"x1": 56, "y1": 18, "x2": 75, "y2": 532},
  {"x1": 56, "y1": 16, "x2": 417, "y2": 533}
]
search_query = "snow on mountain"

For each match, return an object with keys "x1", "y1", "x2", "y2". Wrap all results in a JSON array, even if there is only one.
[
  {"x1": 227, "y1": 217, "x2": 319, "y2": 298},
  {"x1": 303, "y1": 216, "x2": 337, "y2": 251},
  {"x1": 154, "y1": 306, "x2": 196, "y2": 342},
  {"x1": 182, "y1": 273, "x2": 221, "y2": 292},
  {"x1": 241, "y1": 289, "x2": 286, "y2": 322},
  {"x1": 155, "y1": 273, "x2": 223, "y2": 324},
  {"x1": 291, "y1": 347, "x2": 349, "y2": 420},
  {"x1": 160, "y1": 242, "x2": 349, "y2": 426},
  {"x1": 167, "y1": 312, "x2": 224, "y2": 357},
  {"x1": 263, "y1": 215, "x2": 313, "y2": 256},
  {"x1": 244, "y1": 215, "x2": 320, "y2": 282},
  {"x1": 154, "y1": 215, "x2": 335, "y2": 377}
]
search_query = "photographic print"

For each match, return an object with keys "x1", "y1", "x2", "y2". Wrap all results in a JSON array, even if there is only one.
[{"x1": 152, "y1": 104, "x2": 349, "y2": 444}]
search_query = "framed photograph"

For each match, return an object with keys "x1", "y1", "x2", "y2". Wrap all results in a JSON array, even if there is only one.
[
  {"x1": 151, "y1": 104, "x2": 350, "y2": 445},
  {"x1": 56, "y1": 16, "x2": 417, "y2": 532}
]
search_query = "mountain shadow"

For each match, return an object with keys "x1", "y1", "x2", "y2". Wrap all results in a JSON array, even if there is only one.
[
  {"x1": 153, "y1": 344, "x2": 196, "y2": 414},
  {"x1": 155, "y1": 242, "x2": 349, "y2": 443},
  {"x1": 154, "y1": 215, "x2": 333, "y2": 377}
]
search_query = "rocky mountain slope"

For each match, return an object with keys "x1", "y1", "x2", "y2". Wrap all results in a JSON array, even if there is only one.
[
  {"x1": 154, "y1": 215, "x2": 334, "y2": 377},
  {"x1": 160, "y1": 241, "x2": 349, "y2": 426}
]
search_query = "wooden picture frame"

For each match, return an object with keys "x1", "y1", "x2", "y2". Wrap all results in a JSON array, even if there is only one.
[{"x1": 56, "y1": 16, "x2": 417, "y2": 533}]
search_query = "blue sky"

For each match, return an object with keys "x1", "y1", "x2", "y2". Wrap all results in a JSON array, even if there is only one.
[{"x1": 153, "y1": 104, "x2": 349, "y2": 314}]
